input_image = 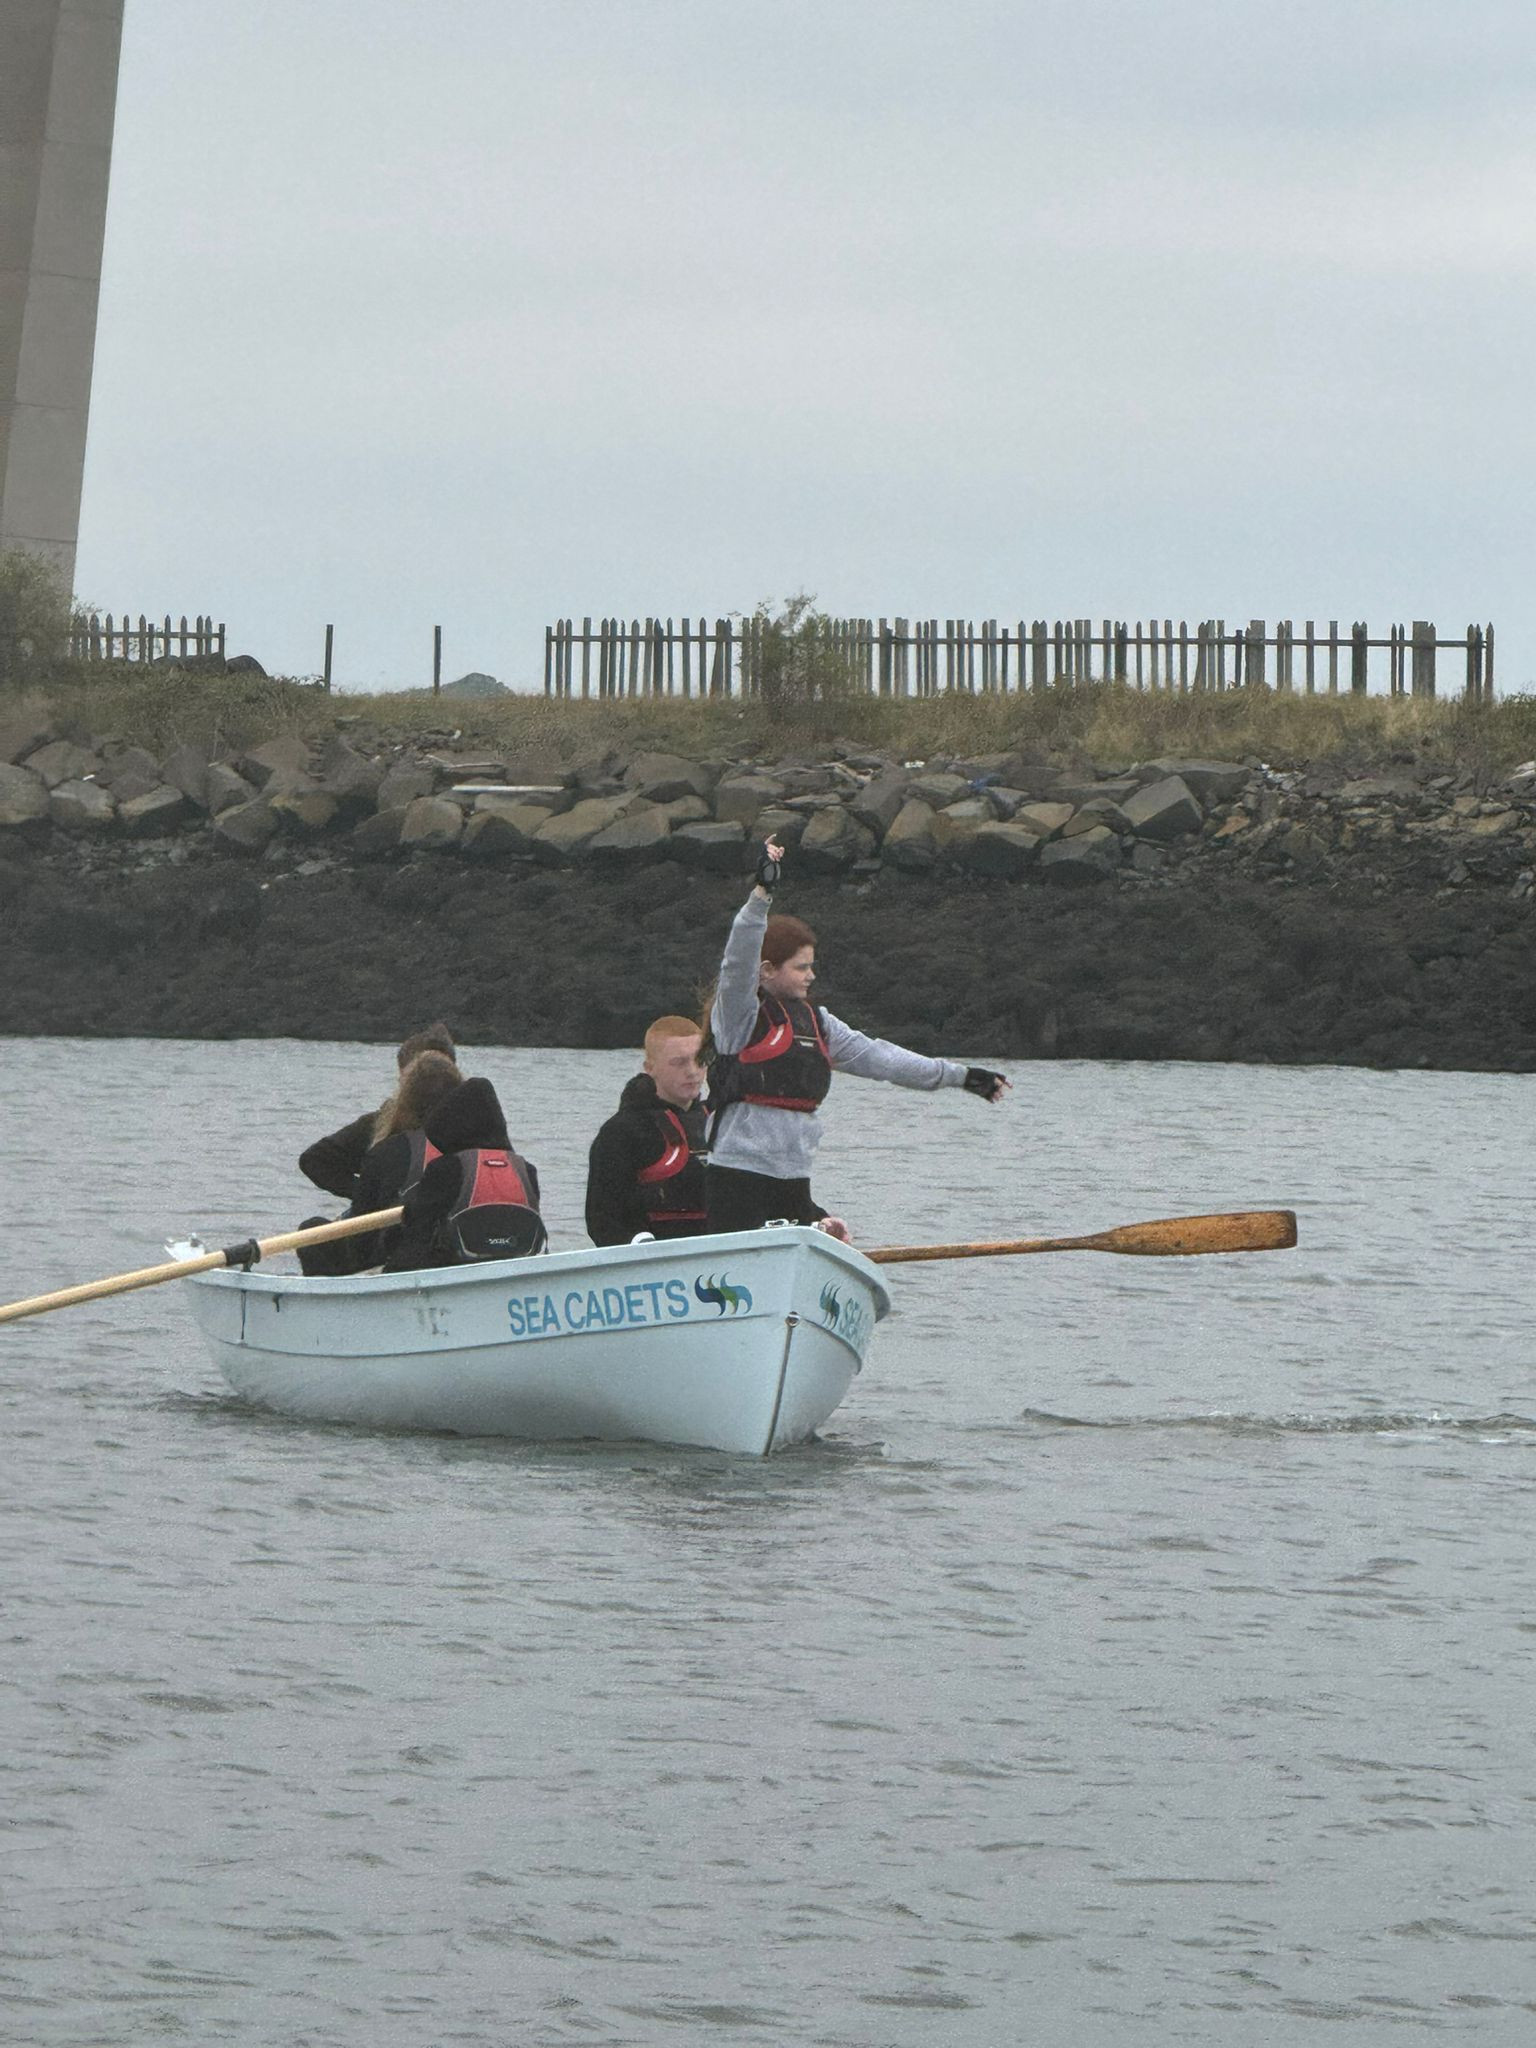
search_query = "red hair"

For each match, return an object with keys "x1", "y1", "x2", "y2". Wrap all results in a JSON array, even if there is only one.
[{"x1": 761, "y1": 914, "x2": 816, "y2": 967}]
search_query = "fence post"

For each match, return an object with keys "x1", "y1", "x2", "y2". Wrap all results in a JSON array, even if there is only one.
[
  {"x1": 323, "y1": 623, "x2": 333, "y2": 691},
  {"x1": 1350, "y1": 622, "x2": 1368, "y2": 694},
  {"x1": 432, "y1": 625, "x2": 442, "y2": 694}
]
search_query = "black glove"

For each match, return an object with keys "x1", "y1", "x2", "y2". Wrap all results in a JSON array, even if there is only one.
[
  {"x1": 755, "y1": 845, "x2": 781, "y2": 889},
  {"x1": 964, "y1": 1066, "x2": 1006, "y2": 1102}
]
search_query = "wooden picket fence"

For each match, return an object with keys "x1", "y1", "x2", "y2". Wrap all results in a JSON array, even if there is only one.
[
  {"x1": 545, "y1": 615, "x2": 1495, "y2": 703},
  {"x1": 69, "y1": 611, "x2": 226, "y2": 663}
]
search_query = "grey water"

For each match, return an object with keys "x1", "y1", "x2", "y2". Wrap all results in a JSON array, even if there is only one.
[{"x1": 2, "y1": 1038, "x2": 1534, "y2": 2047}]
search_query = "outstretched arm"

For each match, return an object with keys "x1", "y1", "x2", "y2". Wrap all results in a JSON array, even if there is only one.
[{"x1": 823, "y1": 1013, "x2": 1010, "y2": 1102}]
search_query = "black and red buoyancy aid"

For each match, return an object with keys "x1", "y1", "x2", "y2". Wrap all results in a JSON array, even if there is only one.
[
  {"x1": 440, "y1": 1148, "x2": 547, "y2": 1262},
  {"x1": 710, "y1": 996, "x2": 832, "y2": 1118},
  {"x1": 635, "y1": 1101, "x2": 708, "y2": 1231}
]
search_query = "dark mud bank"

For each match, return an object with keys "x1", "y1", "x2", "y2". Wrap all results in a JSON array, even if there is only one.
[{"x1": 3, "y1": 850, "x2": 1533, "y2": 1070}]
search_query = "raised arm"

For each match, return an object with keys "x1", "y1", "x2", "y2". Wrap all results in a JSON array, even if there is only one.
[{"x1": 711, "y1": 877, "x2": 774, "y2": 1055}]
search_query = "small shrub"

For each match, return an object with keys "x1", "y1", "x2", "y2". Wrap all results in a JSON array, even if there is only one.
[{"x1": 741, "y1": 593, "x2": 862, "y2": 729}]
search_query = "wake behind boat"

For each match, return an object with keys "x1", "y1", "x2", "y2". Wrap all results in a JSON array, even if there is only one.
[{"x1": 185, "y1": 1225, "x2": 891, "y2": 1455}]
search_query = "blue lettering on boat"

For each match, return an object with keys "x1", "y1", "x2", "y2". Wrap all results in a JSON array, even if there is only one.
[{"x1": 510, "y1": 1268, "x2": 763, "y2": 1340}]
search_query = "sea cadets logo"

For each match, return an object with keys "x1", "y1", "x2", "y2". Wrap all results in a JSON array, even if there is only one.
[
  {"x1": 506, "y1": 1270, "x2": 754, "y2": 1340},
  {"x1": 695, "y1": 1274, "x2": 753, "y2": 1316},
  {"x1": 819, "y1": 1279, "x2": 872, "y2": 1355}
]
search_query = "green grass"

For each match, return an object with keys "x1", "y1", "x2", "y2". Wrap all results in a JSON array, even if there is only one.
[{"x1": 20, "y1": 662, "x2": 1536, "y2": 779}]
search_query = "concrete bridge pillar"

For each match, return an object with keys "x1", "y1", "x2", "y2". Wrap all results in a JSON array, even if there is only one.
[{"x1": 0, "y1": 0, "x2": 124, "y2": 591}]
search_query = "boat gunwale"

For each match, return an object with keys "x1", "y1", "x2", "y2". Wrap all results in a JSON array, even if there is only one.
[{"x1": 186, "y1": 1225, "x2": 892, "y2": 1321}]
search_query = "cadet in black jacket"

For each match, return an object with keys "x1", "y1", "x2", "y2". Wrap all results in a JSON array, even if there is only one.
[
  {"x1": 585, "y1": 1016, "x2": 709, "y2": 1246},
  {"x1": 296, "y1": 1050, "x2": 462, "y2": 1274},
  {"x1": 299, "y1": 1022, "x2": 456, "y2": 1199},
  {"x1": 386, "y1": 1077, "x2": 543, "y2": 1273}
]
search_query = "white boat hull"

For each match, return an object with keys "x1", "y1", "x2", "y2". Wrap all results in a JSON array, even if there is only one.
[{"x1": 185, "y1": 1227, "x2": 890, "y2": 1455}]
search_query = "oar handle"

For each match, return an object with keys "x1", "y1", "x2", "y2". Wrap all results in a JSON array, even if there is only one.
[{"x1": 0, "y1": 1207, "x2": 406, "y2": 1326}]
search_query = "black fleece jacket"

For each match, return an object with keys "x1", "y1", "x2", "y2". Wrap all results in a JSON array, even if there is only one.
[
  {"x1": 585, "y1": 1074, "x2": 708, "y2": 1247},
  {"x1": 298, "y1": 1109, "x2": 380, "y2": 1201}
]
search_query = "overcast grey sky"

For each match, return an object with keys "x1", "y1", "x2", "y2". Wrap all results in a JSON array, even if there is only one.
[{"x1": 76, "y1": 0, "x2": 1535, "y2": 692}]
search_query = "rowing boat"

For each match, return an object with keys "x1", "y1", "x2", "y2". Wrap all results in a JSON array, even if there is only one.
[{"x1": 185, "y1": 1225, "x2": 891, "y2": 1455}]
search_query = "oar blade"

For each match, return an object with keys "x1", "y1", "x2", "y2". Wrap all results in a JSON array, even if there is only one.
[{"x1": 1092, "y1": 1210, "x2": 1297, "y2": 1256}]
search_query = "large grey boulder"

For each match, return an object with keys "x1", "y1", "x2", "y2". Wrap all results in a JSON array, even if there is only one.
[
  {"x1": 205, "y1": 763, "x2": 257, "y2": 814},
  {"x1": 776, "y1": 765, "x2": 835, "y2": 796},
  {"x1": 376, "y1": 760, "x2": 437, "y2": 811},
  {"x1": 0, "y1": 714, "x2": 53, "y2": 765},
  {"x1": 588, "y1": 806, "x2": 674, "y2": 863},
  {"x1": 213, "y1": 798, "x2": 279, "y2": 852},
  {"x1": 0, "y1": 762, "x2": 51, "y2": 831},
  {"x1": 400, "y1": 795, "x2": 464, "y2": 850},
  {"x1": 159, "y1": 742, "x2": 211, "y2": 807},
  {"x1": 984, "y1": 786, "x2": 1034, "y2": 820},
  {"x1": 533, "y1": 794, "x2": 634, "y2": 862},
  {"x1": 905, "y1": 771, "x2": 969, "y2": 808},
  {"x1": 49, "y1": 778, "x2": 116, "y2": 832},
  {"x1": 623, "y1": 751, "x2": 716, "y2": 803},
  {"x1": 658, "y1": 793, "x2": 711, "y2": 826},
  {"x1": 1122, "y1": 775, "x2": 1203, "y2": 841},
  {"x1": 931, "y1": 800, "x2": 990, "y2": 862},
  {"x1": 883, "y1": 798, "x2": 940, "y2": 870},
  {"x1": 238, "y1": 735, "x2": 313, "y2": 787},
  {"x1": 461, "y1": 810, "x2": 533, "y2": 860},
  {"x1": 466, "y1": 795, "x2": 553, "y2": 853},
  {"x1": 317, "y1": 739, "x2": 386, "y2": 817},
  {"x1": 669, "y1": 820, "x2": 747, "y2": 871},
  {"x1": 119, "y1": 785, "x2": 193, "y2": 836},
  {"x1": 1012, "y1": 801, "x2": 1074, "y2": 841},
  {"x1": 269, "y1": 785, "x2": 340, "y2": 835},
  {"x1": 1135, "y1": 758, "x2": 1250, "y2": 804},
  {"x1": 352, "y1": 805, "x2": 409, "y2": 858},
  {"x1": 98, "y1": 743, "x2": 163, "y2": 801},
  {"x1": 753, "y1": 804, "x2": 807, "y2": 848},
  {"x1": 1063, "y1": 797, "x2": 1131, "y2": 836},
  {"x1": 958, "y1": 821, "x2": 1042, "y2": 879},
  {"x1": 1040, "y1": 825, "x2": 1120, "y2": 883},
  {"x1": 850, "y1": 772, "x2": 911, "y2": 835},
  {"x1": 27, "y1": 739, "x2": 103, "y2": 789},
  {"x1": 713, "y1": 774, "x2": 786, "y2": 828},
  {"x1": 798, "y1": 806, "x2": 876, "y2": 873}
]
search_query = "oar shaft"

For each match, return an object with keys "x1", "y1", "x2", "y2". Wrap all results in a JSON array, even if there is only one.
[
  {"x1": 0, "y1": 1206, "x2": 405, "y2": 1327},
  {"x1": 869, "y1": 1236, "x2": 1092, "y2": 1264}
]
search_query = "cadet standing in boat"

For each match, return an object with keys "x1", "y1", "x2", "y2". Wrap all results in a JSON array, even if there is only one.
[
  {"x1": 704, "y1": 841, "x2": 1009, "y2": 1236},
  {"x1": 585, "y1": 1015, "x2": 709, "y2": 1246}
]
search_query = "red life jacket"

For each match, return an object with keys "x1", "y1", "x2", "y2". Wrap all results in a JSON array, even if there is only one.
[
  {"x1": 635, "y1": 1102, "x2": 708, "y2": 1229},
  {"x1": 713, "y1": 995, "x2": 832, "y2": 1115},
  {"x1": 441, "y1": 1148, "x2": 547, "y2": 1262}
]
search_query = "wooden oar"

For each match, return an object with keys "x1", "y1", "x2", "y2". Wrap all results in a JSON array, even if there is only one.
[
  {"x1": 865, "y1": 1209, "x2": 1297, "y2": 1265},
  {"x1": 0, "y1": 1207, "x2": 406, "y2": 1326}
]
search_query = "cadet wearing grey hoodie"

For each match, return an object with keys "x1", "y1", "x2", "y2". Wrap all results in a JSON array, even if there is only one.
[{"x1": 705, "y1": 846, "x2": 1008, "y2": 1234}]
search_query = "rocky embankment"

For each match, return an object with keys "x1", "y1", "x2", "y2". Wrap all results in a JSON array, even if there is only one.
[{"x1": 2, "y1": 711, "x2": 1534, "y2": 1067}]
